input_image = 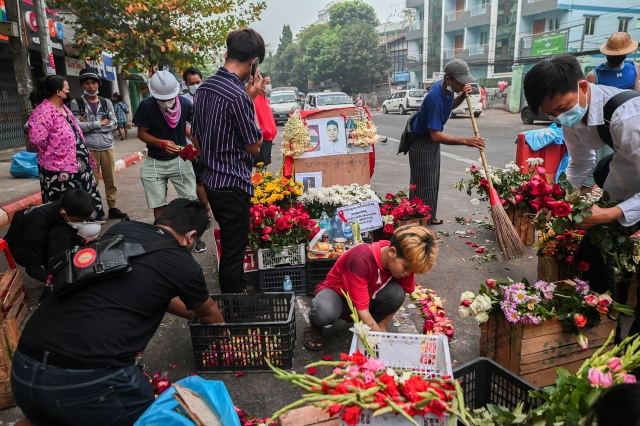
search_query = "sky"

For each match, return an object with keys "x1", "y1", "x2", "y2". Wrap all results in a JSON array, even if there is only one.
[{"x1": 252, "y1": 0, "x2": 407, "y2": 52}]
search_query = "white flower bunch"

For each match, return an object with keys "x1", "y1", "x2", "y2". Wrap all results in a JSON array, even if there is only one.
[
  {"x1": 526, "y1": 157, "x2": 544, "y2": 166},
  {"x1": 504, "y1": 162, "x2": 521, "y2": 173},
  {"x1": 299, "y1": 184, "x2": 380, "y2": 207},
  {"x1": 459, "y1": 291, "x2": 493, "y2": 324}
]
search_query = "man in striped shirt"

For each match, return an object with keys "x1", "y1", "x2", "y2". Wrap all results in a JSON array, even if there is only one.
[{"x1": 191, "y1": 29, "x2": 264, "y2": 293}]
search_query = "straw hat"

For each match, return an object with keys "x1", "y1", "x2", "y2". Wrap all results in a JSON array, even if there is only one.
[{"x1": 600, "y1": 32, "x2": 639, "y2": 56}]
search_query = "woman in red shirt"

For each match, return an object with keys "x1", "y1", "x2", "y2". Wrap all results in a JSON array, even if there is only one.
[{"x1": 305, "y1": 225, "x2": 438, "y2": 351}]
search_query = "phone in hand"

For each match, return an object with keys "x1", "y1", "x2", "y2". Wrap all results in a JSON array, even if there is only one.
[{"x1": 249, "y1": 58, "x2": 259, "y2": 79}]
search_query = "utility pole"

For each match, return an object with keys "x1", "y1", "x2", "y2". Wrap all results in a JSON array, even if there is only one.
[
  {"x1": 3, "y1": 0, "x2": 35, "y2": 149},
  {"x1": 34, "y1": 0, "x2": 55, "y2": 75}
]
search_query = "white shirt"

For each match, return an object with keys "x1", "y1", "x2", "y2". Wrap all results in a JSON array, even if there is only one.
[{"x1": 563, "y1": 83, "x2": 640, "y2": 226}]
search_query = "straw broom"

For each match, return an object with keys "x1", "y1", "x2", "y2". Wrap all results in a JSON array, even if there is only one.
[{"x1": 466, "y1": 95, "x2": 527, "y2": 260}]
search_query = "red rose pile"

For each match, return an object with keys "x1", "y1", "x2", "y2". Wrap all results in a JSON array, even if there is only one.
[
  {"x1": 379, "y1": 186, "x2": 432, "y2": 235},
  {"x1": 248, "y1": 203, "x2": 318, "y2": 251}
]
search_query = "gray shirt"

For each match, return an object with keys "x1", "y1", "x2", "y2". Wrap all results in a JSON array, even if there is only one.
[{"x1": 69, "y1": 95, "x2": 117, "y2": 151}]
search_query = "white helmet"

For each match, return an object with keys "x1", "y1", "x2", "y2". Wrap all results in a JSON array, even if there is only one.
[{"x1": 149, "y1": 70, "x2": 180, "y2": 100}]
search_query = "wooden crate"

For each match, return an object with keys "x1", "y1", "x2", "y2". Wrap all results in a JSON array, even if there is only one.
[
  {"x1": 0, "y1": 269, "x2": 27, "y2": 326},
  {"x1": 505, "y1": 205, "x2": 536, "y2": 246},
  {"x1": 479, "y1": 310, "x2": 615, "y2": 387},
  {"x1": 279, "y1": 406, "x2": 339, "y2": 426},
  {"x1": 0, "y1": 318, "x2": 21, "y2": 409},
  {"x1": 537, "y1": 256, "x2": 578, "y2": 283}
]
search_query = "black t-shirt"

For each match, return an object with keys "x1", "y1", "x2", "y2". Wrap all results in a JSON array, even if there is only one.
[
  {"x1": 132, "y1": 95, "x2": 192, "y2": 161},
  {"x1": 4, "y1": 201, "x2": 82, "y2": 282},
  {"x1": 19, "y1": 221, "x2": 210, "y2": 366}
]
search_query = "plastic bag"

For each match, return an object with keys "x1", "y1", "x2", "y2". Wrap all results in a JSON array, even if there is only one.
[
  {"x1": 10, "y1": 151, "x2": 39, "y2": 179},
  {"x1": 134, "y1": 376, "x2": 240, "y2": 426}
]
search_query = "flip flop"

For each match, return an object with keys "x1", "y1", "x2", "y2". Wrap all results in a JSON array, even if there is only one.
[
  {"x1": 303, "y1": 326, "x2": 324, "y2": 351},
  {"x1": 430, "y1": 218, "x2": 444, "y2": 225}
]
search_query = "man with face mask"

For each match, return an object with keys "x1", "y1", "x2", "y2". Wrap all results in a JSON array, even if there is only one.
[
  {"x1": 524, "y1": 54, "x2": 640, "y2": 334},
  {"x1": 133, "y1": 70, "x2": 198, "y2": 220},
  {"x1": 70, "y1": 68, "x2": 128, "y2": 221},
  {"x1": 253, "y1": 73, "x2": 277, "y2": 168},
  {"x1": 409, "y1": 59, "x2": 485, "y2": 225},
  {"x1": 191, "y1": 28, "x2": 264, "y2": 293}
]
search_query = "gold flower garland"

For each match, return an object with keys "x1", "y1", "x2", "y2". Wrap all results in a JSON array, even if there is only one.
[{"x1": 281, "y1": 111, "x2": 310, "y2": 157}]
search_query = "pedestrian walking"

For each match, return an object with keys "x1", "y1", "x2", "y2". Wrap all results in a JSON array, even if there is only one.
[
  {"x1": 409, "y1": 59, "x2": 485, "y2": 224},
  {"x1": 113, "y1": 94, "x2": 130, "y2": 140},
  {"x1": 10, "y1": 199, "x2": 224, "y2": 426},
  {"x1": 133, "y1": 70, "x2": 198, "y2": 219},
  {"x1": 28, "y1": 75, "x2": 105, "y2": 219},
  {"x1": 191, "y1": 28, "x2": 264, "y2": 293},
  {"x1": 70, "y1": 68, "x2": 128, "y2": 220}
]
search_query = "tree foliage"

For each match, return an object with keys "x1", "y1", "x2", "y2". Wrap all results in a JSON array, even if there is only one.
[
  {"x1": 52, "y1": 0, "x2": 266, "y2": 74},
  {"x1": 268, "y1": 1, "x2": 388, "y2": 94}
]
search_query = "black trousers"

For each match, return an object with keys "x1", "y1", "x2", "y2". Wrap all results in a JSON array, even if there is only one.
[{"x1": 206, "y1": 187, "x2": 250, "y2": 293}]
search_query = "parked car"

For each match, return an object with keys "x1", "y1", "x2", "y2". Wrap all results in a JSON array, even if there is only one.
[
  {"x1": 520, "y1": 101, "x2": 552, "y2": 124},
  {"x1": 450, "y1": 82, "x2": 482, "y2": 118},
  {"x1": 382, "y1": 89, "x2": 427, "y2": 115},
  {"x1": 270, "y1": 90, "x2": 299, "y2": 124},
  {"x1": 303, "y1": 92, "x2": 354, "y2": 111}
]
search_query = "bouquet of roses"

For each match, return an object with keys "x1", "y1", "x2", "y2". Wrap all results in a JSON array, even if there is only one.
[
  {"x1": 459, "y1": 277, "x2": 633, "y2": 349},
  {"x1": 453, "y1": 158, "x2": 544, "y2": 212},
  {"x1": 178, "y1": 144, "x2": 199, "y2": 161},
  {"x1": 298, "y1": 184, "x2": 380, "y2": 219},
  {"x1": 379, "y1": 186, "x2": 432, "y2": 235},
  {"x1": 534, "y1": 227, "x2": 585, "y2": 265},
  {"x1": 248, "y1": 203, "x2": 318, "y2": 252},
  {"x1": 251, "y1": 168, "x2": 304, "y2": 209}
]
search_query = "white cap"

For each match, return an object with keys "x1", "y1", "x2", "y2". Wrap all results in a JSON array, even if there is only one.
[{"x1": 149, "y1": 70, "x2": 180, "y2": 100}]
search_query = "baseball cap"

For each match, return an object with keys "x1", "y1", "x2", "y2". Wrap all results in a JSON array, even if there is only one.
[
  {"x1": 600, "y1": 32, "x2": 638, "y2": 56},
  {"x1": 79, "y1": 68, "x2": 102, "y2": 85},
  {"x1": 444, "y1": 59, "x2": 475, "y2": 84}
]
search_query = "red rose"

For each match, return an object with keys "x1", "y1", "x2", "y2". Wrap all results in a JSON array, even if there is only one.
[
  {"x1": 410, "y1": 184, "x2": 417, "y2": 190},
  {"x1": 552, "y1": 202, "x2": 572, "y2": 217},
  {"x1": 383, "y1": 224, "x2": 395, "y2": 235},
  {"x1": 578, "y1": 261, "x2": 590, "y2": 272},
  {"x1": 262, "y1": 226, "x2": 273, "y2": 235},
  {"x1": 551, "y1": 183, "x2": 564, "y2": 198},
  {"x1": 479, "y1": 178, "x2": 489, "y2": 188},
  {"x1": 574, "y1": 313, "x2": 587, "y2": 328},
  {"x1": 514, "y1": 194, "x2": 524, "y2": 204},
  {"x1": 565, "y1": 255, "x2": 574, "y2": 264},
  {"x1": 386, "y1": 193, "x2": 394, "y2": 200},
  {"x1": 532, "y1": 182, "x2": 552, "y2": 197},
  {"x1": 461, "y1": 300, "x2": 471, "y2": 307}
]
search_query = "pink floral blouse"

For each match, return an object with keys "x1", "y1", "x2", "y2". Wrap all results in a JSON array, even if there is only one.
[{"x1": 28, "y1": 99, "x2": 96, "y2": 172}]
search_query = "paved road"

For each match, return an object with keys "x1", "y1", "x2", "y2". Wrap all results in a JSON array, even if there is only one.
[{"x1": 0, "y1": 110, "x2": 549, "y2": 422}]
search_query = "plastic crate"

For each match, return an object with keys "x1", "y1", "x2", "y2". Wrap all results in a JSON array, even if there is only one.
[
  {"x1": 345, "y1": 332, "x2": 453, "y2": 426},
  {"x1": 259, "y1": 265, "x2": 307, "y2": 295},
  {"x1": 189, "y1": 293, "x2": 296, "y2": 372},
  {"x1": 306, "y1": 258, "x2": 337, "y2": 295},
  {"x1": 453, "y1": 357, "x2": 542, "y2": 415},
  {"x1": 257, "y1": 244, "x2": 306, "y2": 269},
  {"x1": 349, "y1": 332, "x2": 453, "y2": 378}
]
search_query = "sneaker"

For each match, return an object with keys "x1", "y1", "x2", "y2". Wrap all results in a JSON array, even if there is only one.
[
  {"x1": 108, "y1": 208, "x2": 129, "y2": 219},
  {"x1": 194, "y1": 240, "x2": 207, "y2": 253}
]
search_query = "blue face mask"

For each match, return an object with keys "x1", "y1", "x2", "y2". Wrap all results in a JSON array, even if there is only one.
[
  {"x1": 188, "y1": 84, "x2": 200, "y2": 95},
  {"x1": 550, "y1": 83, "x2": 588, "y2": 127}
]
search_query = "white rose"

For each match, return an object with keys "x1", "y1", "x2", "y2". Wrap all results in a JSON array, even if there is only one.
[
  {"x1": 468, "y1": 298, "x2": 482, "y2": 315},
  {"x1": 460, "y1": 291, "x2": 476, "y2": 302},
  {"x1": 475, "y1": 311, "x2": 490, "y2": 324},
  {"x1": 476, "y1": 294, "x2": 493, "y2": 312},
  {"x1": 459, "y1": 305, "x2": 473, "y2": 318}
]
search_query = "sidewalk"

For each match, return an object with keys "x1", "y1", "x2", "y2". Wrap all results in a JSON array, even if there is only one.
[{"x1": 0, "y1": 128, "x2": 146, "y2": 228}]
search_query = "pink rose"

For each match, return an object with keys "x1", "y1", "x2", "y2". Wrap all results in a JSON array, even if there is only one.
[
  {"x1": 623, "y1": 374, "x2": 637, "y2": 384},
  {"x1": 607, "y1": 357, "x2": 623, "y2": 372},
  {"x1": 588, "y1": 368, "x2": 603, "y2": 385},
  {"x1": 585, "y1": 295, "x2": 599, "y2": 306}
]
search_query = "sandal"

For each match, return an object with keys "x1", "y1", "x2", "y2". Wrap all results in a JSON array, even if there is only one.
[
  {"x1": 430, "y1": 218, "x2": 444, "y2": 225},
  {"x1": 303, "y1": 326, "x2": 324, "y2": 351}
]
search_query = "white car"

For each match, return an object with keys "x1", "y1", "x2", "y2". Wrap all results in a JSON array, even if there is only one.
[
  {"x1": 303, "y1": 92, "x2": 354, "y2": 110},
  {"x1": 450, "y1": 82, "x2": 482, "y2": 118},
  {"x1": 270, "y1": 90, "x2": 299, "y2": 124},
  {"x1": 382, "y1": 89, "x2": 427, "y2": 115}
]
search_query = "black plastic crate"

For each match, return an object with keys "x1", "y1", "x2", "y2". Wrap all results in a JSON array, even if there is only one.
[
  {"x1": 453, "y1": 357, "x2": 542, "y2": 417},
  {"x1": 259, "y1": 265, "x2": 307, "y2": 294},
  {"x1": 306, "y1": 258, "x2": 337, "y2": 295},
  {"x1": 189, "y1": 293, "x2": 296, "y2": 372}
]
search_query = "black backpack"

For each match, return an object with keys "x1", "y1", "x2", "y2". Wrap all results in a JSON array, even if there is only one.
[
  {"x1": 75, "y1": 96, "x2": 109, "y2": 118},
  {"x1": 597, "y1": 90, "x2": 640, "y2": 149}
]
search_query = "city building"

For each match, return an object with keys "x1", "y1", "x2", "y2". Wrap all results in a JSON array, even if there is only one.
[{"x1": 405, "y1": 0, "x2": 640, "y2": 85}]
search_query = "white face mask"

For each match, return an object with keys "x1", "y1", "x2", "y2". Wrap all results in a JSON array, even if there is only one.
[
  {"x1": 188, "y1": 84, "x2": 201, "y2": 95},
  {"x1": 67, "y1": 221, "x2": 102, "y2": 239},
  {"x1": 84, "y1": 90, "x2": 99, "y2": 97},
  {"x1": 157, "y1": 99, "x2": 176, "y2": 110},
  {"x1": 265, "y1": 84, "x2": 273, "y2": 94}
]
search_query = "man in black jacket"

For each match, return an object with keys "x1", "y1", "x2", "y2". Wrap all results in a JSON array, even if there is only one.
[{"x1": 4, "y1": 188, "x2": 95, "y2": 284}]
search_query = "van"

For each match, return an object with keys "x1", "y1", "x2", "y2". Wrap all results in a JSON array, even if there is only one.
[
  {"x1": 450, "y1": 82, "x2": 482, "y2": 118},
  {"x1": 382, "y1": 89, "x2": 427, "y2": 115},
  {"x1": 303, "y1": 92, "x2": 354, "y2": 111},
  {"x1": 269, "y1": 90, "x2": 299, "y2": 124}
]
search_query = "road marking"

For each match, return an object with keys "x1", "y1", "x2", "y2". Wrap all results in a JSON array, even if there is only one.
[{"x1": 380, "y1": 134, "x2": 485, "y2": 166}]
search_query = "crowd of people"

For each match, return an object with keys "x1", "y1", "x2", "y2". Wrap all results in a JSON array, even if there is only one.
[{"x1": 4, "y1": 26, "x2": 640, "y2": 425}]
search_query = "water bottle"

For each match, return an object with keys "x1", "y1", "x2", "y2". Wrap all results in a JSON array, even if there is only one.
[
  {"x1": 283, "y1": 275, "x2": 293, "y2": 292},
  {"x1": 342, "y1": 218, "x2": 353, "y2": 240},
  {"x1": 319, "y1": 211, "x2": 331, "y2": 233},
  {"x1": 330, "y1": 210, "x2": 344, "y2": 241}
]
